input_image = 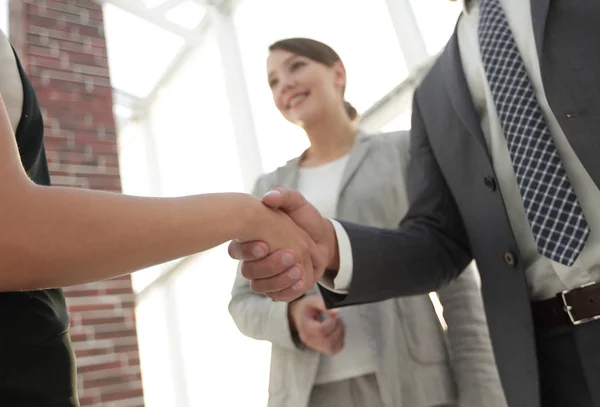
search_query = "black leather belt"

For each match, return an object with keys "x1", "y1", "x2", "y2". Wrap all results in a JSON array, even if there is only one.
[{"x1": 531, "y1": 281, "x2": 600, "y2": 330}]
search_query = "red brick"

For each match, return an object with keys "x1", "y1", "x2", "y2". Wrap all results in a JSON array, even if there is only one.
[
  {"x1": 77, "y1": 360, "x2": 123, "y2": 374},
  {"x1": 101, "y1": 387, "x2": 144, "y2": 403},
  {"x1": 83, "y1": 373, "x2": 140, "y2": 390}
]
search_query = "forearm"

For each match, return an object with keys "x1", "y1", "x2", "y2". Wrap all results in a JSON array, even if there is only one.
[
  {"x1": 229, "y1": 272, "x2": 298, "y2": 350},
  {"x1": 321, "y1": 220, "x2": 471, "y2": 308},
  {"x1": 1, "y1": 185, "x2": 259, "y2": 291},
  {"x1": 437, "y1": 265, "x2": 507, "y2": 406}
]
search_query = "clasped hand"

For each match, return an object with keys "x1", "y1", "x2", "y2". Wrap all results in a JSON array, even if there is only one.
[{"x1": 229, "y1": 186, "x2": 337, "y2": 302}]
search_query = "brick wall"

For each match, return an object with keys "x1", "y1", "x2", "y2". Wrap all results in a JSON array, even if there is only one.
[{"x1": 9, "y1": 1, "x2": 145, "y2": 406}]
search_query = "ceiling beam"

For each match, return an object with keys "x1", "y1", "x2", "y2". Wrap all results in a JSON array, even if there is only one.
[
  {"x1": 153, "y1": 0, "x2": 187, "y2": 14},
  {"x1": 95, "y1": 0, "x2": 204, "y2": 43}
]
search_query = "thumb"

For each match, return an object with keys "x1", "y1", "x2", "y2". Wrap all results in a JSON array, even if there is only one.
[
  {"x1": 263, "y1": 186, "x2": 325, "y2": 245},
  {"x1": 262, "y1": 186, "x2": 309, "y2": 214}
]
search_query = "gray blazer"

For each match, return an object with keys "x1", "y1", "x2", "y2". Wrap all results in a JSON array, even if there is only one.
[
  {"x1": 229, "y1": 132, "x2": 506, "y2": 407},
  {"x1": 320, "y1": 3, "x2": 600, "y2": 407}
]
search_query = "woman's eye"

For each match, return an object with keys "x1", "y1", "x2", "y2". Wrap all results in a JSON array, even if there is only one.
[{"x1": 290, "y1": 61, "x2": 305, "y2": 71}]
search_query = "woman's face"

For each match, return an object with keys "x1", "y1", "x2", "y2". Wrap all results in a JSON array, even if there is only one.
[{"x1": 267, "y1": 49, "x2": 345, "y2": 127}]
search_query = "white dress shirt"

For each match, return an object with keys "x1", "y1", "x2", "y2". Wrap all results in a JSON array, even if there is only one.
[
  {"x1": 297, "y1": 155, "x2": 377, "y2": 384},
  {"x1": 327, "y1": 0, "x2": 600, "y2": 300}
]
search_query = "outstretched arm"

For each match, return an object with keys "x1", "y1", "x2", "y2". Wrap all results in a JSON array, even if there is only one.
[{"x1": 0, "y1": 95, "x2": 319, "y2": 291}]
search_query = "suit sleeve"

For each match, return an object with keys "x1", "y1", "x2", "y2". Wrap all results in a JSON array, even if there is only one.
[
  {"x1": 228, "y1": 175, "x2": 303, "y2": 350},
  {"x1": 437, "y1": 264, "x2": 508, "y2": 407},
  {"x1": 320, "y1": 95, "x2": 473, "y2": 308}
]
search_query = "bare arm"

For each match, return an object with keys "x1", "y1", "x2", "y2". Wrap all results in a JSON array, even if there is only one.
[{"x1": 0, "y1": 95, "x2": 315, "y2": 291}]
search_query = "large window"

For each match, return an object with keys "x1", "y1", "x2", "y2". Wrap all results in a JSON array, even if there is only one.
[
  {"x1": 408, "y1": 0, "x2": 462, "y2": 55},
  {"x1": 109, "y1": 1, "x2": 464, "y2": 406}
]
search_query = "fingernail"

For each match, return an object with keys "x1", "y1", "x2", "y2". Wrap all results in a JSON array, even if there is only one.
[
  {"x1": 282, "y1": 253, "x2": 295, "y2": 267},
  {"x1": 292, "y1": 280, "x2": 304, "y2": 291},
  {"x1": 263, "y1": 190, "x2": 281, "y2": 199},
  {"x1": 252, "y1": 245, "x2": 266, "y2": 258},
  {"x1": 288, "y1": 267, "x2": 301, "y2": 279}
]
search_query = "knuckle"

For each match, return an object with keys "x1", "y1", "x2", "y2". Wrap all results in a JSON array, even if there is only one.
[
  {"x1": 250, "y1": 279, "x2": 265, "y2": 294},
  {"x1": 240, "y1": 262, "x2": 254, "y2": 280}
]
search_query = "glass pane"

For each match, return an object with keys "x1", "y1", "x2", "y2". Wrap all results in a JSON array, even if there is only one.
[
  {"x1": 407, "y1": 0, "x2": 462, "y2": 55},
  {"x1": 103, "y1": 3, "x2": 185, "y2": 98},
  {"x1": 233, "y1": 0, "x2": 408, "y2": 172},
  {"x1": 165, "y1": 1, "x2": 206, "y2": 30},
  {"x1": 145, "y1": 28, "x2": 244, "y2": 198},
  {"x1": 381, "y1": 109, "x2": 412, "y2": 132},
  {"x1": 173, "y1": 246, "x2": 272, "y2": 407},
  {"x1": 0, "y1": 0, "x2": 8, "y2": 36},
  {"x1": 135, "y1": 289, "x2": 178, "y2": 407}
]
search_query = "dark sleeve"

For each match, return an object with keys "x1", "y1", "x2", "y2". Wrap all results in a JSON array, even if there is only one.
[{"x1": 321, "y1": 95, "x2": 473, "y2": 308}]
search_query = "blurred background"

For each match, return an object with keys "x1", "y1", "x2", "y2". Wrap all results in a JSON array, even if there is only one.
[{"x1": 3, "y1": 0, "x2": 461, "y2": 406}]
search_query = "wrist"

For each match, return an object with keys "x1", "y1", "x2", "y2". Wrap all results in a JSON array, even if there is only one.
[
  {"x1": 232, "y1": 193, "x2": 266, "y2": 241},
  {"x1": 324, "y1": 219, "x2": 340, "y2": 271}
]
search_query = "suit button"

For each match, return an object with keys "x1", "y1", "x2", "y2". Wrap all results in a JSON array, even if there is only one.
[
  {"x1": 504, "y1": 251, "x2": 517, "y2": 267},
  {"x1": 484, "y1": 175, "x2": 497, "y2": 191}
]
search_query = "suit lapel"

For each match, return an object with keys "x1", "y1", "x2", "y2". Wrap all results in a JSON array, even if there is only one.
[
  {"x1": 441, "y1": 30, "x2": 491, "y2": 161},
  {"x1": 530, "y1": 0, "x2": 550, "y2": 62},
  {"x1": 338, "y1": 131, "x2": 372, "y2": 198}
]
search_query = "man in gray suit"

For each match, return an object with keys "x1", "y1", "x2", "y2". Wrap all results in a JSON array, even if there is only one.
[{"x1": 229, "y1": 1, "x2": 600, "y2": 406}]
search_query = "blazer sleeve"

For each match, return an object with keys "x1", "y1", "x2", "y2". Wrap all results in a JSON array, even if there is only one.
[
  {"x1": 228, "y1": 175, "x2": 301, "y2": 351},
  {"x1": 437, "y1": 263, "x2": 508, "y2": 407},
  {"x1": 321, "y1": 94, "x2": 473, "y2": 308}
]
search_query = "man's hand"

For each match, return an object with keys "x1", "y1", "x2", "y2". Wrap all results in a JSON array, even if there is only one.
[
  {"x1": 228, "y1": 186, "x2": 340, "y2": 302},
  {"x1": 289, "y1": 295, "x2": 345, "y2": 355}
]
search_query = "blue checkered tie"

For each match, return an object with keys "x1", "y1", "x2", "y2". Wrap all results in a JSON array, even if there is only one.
[{"x1": 478, "y1": 0, "x2": 589, "y2": 266}]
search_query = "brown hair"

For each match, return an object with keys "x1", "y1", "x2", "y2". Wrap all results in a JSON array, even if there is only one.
[{"x1": 269, "y1": 38, "x2": 358, "y2": 120}]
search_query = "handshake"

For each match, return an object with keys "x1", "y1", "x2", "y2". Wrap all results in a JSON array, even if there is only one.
[{"x1": 228, "y1": 186, "x2": 340, "y2": 302}]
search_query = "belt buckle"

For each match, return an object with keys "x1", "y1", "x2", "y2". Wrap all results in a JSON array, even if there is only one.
[{"x1": 560, "y1": 281, "x2": 600, "y2": 326}]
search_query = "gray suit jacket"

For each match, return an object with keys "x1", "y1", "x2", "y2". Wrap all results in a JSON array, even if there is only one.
[
  {"x1": 321, "y1": 2, "x2": 600, "y2": 407},
  {"x1": 229, "y1": 132, "x2": 506, "y2": 407}
]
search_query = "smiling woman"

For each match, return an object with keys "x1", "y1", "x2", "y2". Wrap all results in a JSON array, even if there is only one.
[{"x1": 267, "y1": 38, "x2": 357, "y2": 130}]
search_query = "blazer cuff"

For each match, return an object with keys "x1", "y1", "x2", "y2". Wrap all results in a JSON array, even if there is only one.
[
  {"x1": 266, "y1": 300, "x2": 301, "y2": 350},
  {"x1": 287, "y1": 294, "x2": 308, "y2": 350}
]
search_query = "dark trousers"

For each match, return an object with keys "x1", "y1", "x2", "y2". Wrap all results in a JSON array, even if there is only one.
[
  {"x1": 0, "y1": 332, "x2": 79, "y2": 407},
  {"x1": 536, "y1": 318, "x2": 600, "y2": 407}
]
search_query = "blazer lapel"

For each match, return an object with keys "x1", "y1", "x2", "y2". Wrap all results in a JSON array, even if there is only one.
[
  {"x1": 441, "y1": 29, "x2": 491, "y2": 161},
  {"x1": 277, "y1": 131, "x2": 372, "y2": 197},
  {"x1": 338, "y1": 131, "x2": 372, "y2": 198},
  {"x1": 277, "y1": 156, "x2": 301, "y2": 189},
  {"x1": 530, "y1": 0, "x2": 550, "y2": 63}
]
